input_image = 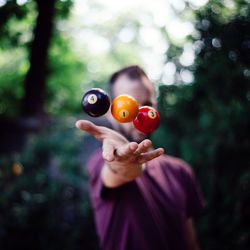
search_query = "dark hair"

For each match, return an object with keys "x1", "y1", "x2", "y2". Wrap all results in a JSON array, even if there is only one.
[{"x1": 108, "y1": 65, "x2": 149, "y2": 97}]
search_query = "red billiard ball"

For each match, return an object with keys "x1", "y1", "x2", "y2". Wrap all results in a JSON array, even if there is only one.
[
  {"x1": 111, "y1": 95, "x2": 139, "y2": 123},
  {"x1": 82, "y1": 88, "x2": 110, "y2": 117},
  {"x1": 133, "y1": 106, "x2": 160, "y2": 134}
]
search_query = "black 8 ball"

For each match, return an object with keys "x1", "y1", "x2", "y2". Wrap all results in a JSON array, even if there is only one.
[{"x1": 82, "y1": 88, "x2": 111, "y2": 117}]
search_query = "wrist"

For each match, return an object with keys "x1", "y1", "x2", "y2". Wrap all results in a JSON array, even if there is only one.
[{"x1": 101, "y1": 164, "x2": 132, "y2": 188}]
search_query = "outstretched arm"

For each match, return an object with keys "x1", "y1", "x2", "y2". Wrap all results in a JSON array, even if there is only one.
[{"x1": 76, "y1": 120, "x2": 164, "y2": 188}]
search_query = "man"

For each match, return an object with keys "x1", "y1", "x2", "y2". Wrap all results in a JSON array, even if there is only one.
[{"x1": 76, "y1": 65, "x2": 205, "y2": 250}]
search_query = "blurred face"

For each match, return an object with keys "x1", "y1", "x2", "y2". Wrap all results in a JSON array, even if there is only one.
[{"x1": 108, "y1": 74, "x2": 156, "y2": 142}]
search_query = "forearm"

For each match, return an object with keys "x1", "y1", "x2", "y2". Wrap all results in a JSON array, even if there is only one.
[
  {"x1": 101, "y1": 164, "x2": 131, "y2": 188},
  {"x1": 101, "y1": 163, "x2": 143, "y2": 188}
]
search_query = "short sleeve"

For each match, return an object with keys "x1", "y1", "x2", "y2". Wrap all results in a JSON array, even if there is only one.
[{"x1": 183, "y1": 164, "x2": 206, "y2": 218}]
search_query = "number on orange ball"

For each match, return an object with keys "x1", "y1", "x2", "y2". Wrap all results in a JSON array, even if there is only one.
[
  {"x1": 111, "y1": 95, "x2": 139, "y2": 123},
  {"x1": 133, "y1": 106, "x2": 160, "y2": 134}
]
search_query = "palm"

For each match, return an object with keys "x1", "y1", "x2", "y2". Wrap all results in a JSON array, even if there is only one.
[{"x1": 76, "y1": 120, "x2": 164, "y2": 179}]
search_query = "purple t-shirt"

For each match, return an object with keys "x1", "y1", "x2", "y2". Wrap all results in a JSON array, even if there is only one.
[{"x1": 87, "y1": 149, "x2": 205, "y2": 250}]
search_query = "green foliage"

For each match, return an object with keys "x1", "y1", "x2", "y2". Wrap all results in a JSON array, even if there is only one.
[
  {"x1": 0, "y1": 0, "x2": 76, "y2": 118},
  {"x1": 46, "y1": 34, "x2": 87, "y2": 114},
  {"x1": 0, "y1": 117, "x2": 99, "y2": 250},
  {"x1": 0, "y1": 48, "x2": 28, "y2": 117},
  {"x1": 0, "y1": 0, "x2": 36, "y2": 118},
  {"x1": 1, "y1": 0, "x2": 250, "y2": 249},
  {"x1": 0, "y1": 0, "x2": 145, "y2": 117},
  {"x1": 154, "y1": 1, "x2": 250, "y2": 249},
  {"x1": 0, "y1": 0, "x2": 36, "y2": 49}
]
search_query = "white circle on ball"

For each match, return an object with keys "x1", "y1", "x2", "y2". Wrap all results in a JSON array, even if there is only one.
[
  {"x1": 119, "y1": 109, "x2": 129, "y2": 118},
  {"x1": 148, "y1": 110, "x2": 156, "y2": 119},
  {"x1": 87, "y1": 94, "x2": 97, "y2": 104}
]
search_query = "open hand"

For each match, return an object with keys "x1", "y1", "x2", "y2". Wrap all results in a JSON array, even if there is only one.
[{"x1": 76, "y1": 120, "x2": 164, "y2": 185}]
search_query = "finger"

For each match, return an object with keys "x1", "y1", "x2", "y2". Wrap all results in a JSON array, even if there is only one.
[
  {"x1": 76, "y1": 120, "x2": 128, "y2": 142},
  {"x1": 75, "y1": 120, "x2": 107, "y2": 140},
  {"x1": 115, "y1": 142, "x2": 138, "y2": 158},
  {"x1": 138, "y1": 148, "x2": 165, "y2": 164},
  {"x1": 134, "y1": 139, "x2": 152, "y2": 155},
  {"x1": 102, "y1": 140, "x2": 115, "y2": 162}
]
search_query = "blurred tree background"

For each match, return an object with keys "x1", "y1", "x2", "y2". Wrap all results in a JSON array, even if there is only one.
[{"x1": 0, "y1": 0, "x2": 249, "y2": 250}]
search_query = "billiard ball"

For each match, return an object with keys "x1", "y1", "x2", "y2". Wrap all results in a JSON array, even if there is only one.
[
  {"x1": 111, "y1": 95, "x2": 139, "y2": 123},
  {"x1": 133, "y1": 106, "x2": 160, "y2": 134},
  {"x1": 82, "y1": 88, "x2": 110, "y2": 117}
]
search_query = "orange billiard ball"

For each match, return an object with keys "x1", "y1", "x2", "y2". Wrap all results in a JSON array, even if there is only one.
[{"x1": 111, "y1": 95, "x2": 139, "y2": 123}]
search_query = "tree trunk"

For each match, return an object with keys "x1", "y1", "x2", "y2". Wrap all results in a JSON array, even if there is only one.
[{"x1": 22, "y1": 0, "x2": 56, "y2": 117}]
